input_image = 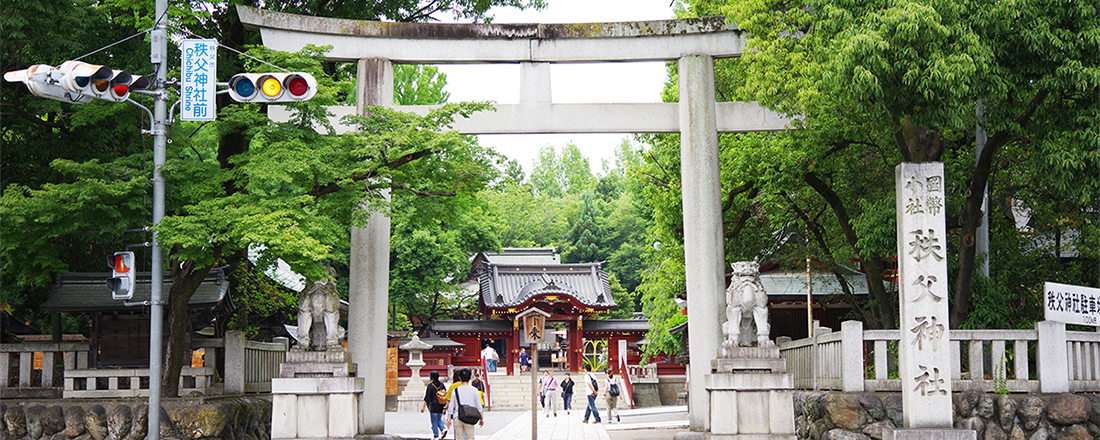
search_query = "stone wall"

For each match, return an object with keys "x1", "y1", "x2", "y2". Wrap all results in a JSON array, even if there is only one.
[
  {"x1": 794, "y1": 392, "x2": 1100, "y2": 440},
  {"x1": 0, "y1": 397, "x2": 271, "y2": 440},
  {"x1": 657, "y1": 377, "x2": 687, "y2": 406}
]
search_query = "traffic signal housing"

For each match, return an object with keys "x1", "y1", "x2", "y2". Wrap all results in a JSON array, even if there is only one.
[
  {"x1": 57, "y1": 61, "x2": 150, "y2": 102},
  {"x1": 107, "y1": 251, "x2": 137, "y2": 300},
  {"x1": 228, "y1": 72, "x2": 316, "y2": 102}
]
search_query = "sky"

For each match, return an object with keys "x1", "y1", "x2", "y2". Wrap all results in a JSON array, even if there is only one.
[{"x1": 436, "y1": 0, "x2": 679, "y2": 176}]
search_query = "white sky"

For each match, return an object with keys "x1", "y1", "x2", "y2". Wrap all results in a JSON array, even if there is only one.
[{"x1": 437, "y1": 0, "x2": 678, "y2": 176}]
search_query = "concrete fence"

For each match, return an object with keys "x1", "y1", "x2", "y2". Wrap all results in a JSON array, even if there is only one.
[
  {"x1": 198, "y1": 331, "x2": 289, "y2": 394},
  {"x1": 777, "y1": 320, "x2": 1100, "y2": 394},
  {"x1": 1, "y1": 330, "x2": 288, "y2": 398},
  {"x1": 0, "y1": 342, "x2": 90, "y2": 398},
  {"x1": 63, "y1": 367, "x2": 216, "y2": 398}
]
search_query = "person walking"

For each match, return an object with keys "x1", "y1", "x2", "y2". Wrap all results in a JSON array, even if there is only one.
[
  {"x1": 540, "y1": 370, "x2": 559, "y2": 417},
  {"x1": 581, "y1": 364, "x2": 602, "y2": 424},
  {"x1": 518, "y1": 347, "x2": 530, "y2": 372},
  {"x1": 444, "y1": 369, "x2": 462, "y2": 400},
  {"x1": 471, "y1": 371, "x2": 485, "y2": 405},
  {"x1": 481, "y1": 344, "x2": 499, "y2": 372},
  {"x1": 446, "y1": 368, "x2": 484, "y2": 440},
  {"x1": 605, "y1": 371, "x2": 621, "y2": 423},
  {"x1": 538, "y1": 370, "x2": 548, "y2": 408},
  {"x1": 420, "y1": 371, "x2": 448, "y2": 440},
  {"x1": 560, "y1": 372, "x2": 575, "y2": 414}
]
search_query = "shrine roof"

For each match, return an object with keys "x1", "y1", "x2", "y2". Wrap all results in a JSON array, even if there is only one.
[
  {"x1": 429, "y1": 319, "x2": 647, "y2": 335},
  {"x1": 41, "y1": 269, "x2": 229, "y2": 312},
  {"x1": 581, "y1": 319, "x2": 649, "y2": 333},
  {"x1": 478, "y1": 248, "x2": 560, "y2": 265},
  {"x1": 431, "y1": 319, "x2": 513, "y2": 334},
  {"x1": 479, "y1": 262, "x2": 615, "y2": 309},
  {"x1": 395, "y1": 337, "x2": 465, "y2": 349}
]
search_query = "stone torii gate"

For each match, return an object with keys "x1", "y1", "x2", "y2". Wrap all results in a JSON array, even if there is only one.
[{"x1": 237, "y1": 5, "x2": 791, "y2": 435}]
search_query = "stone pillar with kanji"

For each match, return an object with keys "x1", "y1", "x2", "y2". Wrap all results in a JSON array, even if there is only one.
[{"x1": 895, "y1": 162, "x2": 954, "y2": 428}]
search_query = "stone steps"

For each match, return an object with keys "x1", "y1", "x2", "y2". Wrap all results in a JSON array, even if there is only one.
[{"x1": 398, "y1": 372, "x2": 618, "y2": 412}]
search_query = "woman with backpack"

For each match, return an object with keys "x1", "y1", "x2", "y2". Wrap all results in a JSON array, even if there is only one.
[
  {"x1": 420, "y1": 371, "x2": 448, "y2": 440},
  {"x1": 605, "y1": 371, "x2": 621, "y2": 423}
]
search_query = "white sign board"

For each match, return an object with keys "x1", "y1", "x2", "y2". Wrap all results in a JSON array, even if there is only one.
[
  {"x1": 181, "y1": 39, "x2": 217, "y2": 121},
  {"x1": 1044, "y1": 282, "x2": 1100, "y2": 326}
]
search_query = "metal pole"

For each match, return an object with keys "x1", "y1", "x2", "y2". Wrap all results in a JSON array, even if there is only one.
[
  {"x1": 806, "y1": 243, "x2": 813, "y2": 338},
  {"x1": 976, "y1": 100, "x2": 990, "y2": 278},
  {"x1": 148, "y1": 0, "x2": 168, "y2": 436},
  {"x1": 531, "y1": 343, "x2": 538, "y2": 440}
]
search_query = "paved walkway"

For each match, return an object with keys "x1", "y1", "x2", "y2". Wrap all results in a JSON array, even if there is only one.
[{"x1": 385, "y1": 406, "x2": 687, "y2": 440}]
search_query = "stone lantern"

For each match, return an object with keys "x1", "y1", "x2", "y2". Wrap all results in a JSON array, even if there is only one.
[{"x1": 399, "y1": 334, "x2": 434, "y2": 387}]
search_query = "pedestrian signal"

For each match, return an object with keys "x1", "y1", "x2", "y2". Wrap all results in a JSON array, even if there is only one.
[{"x1": 106, "y1": 251, "x2": 137, "y2": 300}]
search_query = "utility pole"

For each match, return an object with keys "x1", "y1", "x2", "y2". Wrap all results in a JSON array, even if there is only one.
[{"x1": 147, "y1": 0, "x2": 168, "y2": 436}]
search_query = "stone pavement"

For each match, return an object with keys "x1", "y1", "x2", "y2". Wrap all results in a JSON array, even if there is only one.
[{"x1": 384, "y1": 405, "x2": 688, "y2": 440}]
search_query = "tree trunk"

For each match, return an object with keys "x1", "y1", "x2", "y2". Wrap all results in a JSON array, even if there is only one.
[
  {"x1": 949, "y1": 91, "x2": 1048, "y2": 328},
  {"x1": 804, "y1": 172, "x2": 897, "y2": 328},
  {"x1": 781, "y1": 192, "x2": 872, "y2": 325},
  {"x1": 160, "y1": 252, "x2": 217, "y2": 398},
  {"x1": 894, "y1": 117, "x2": 945, "y2": 162}
]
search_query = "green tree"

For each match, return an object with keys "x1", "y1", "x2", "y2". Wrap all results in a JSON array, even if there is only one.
[
  {"x1": 394, "y1": 64, "x2": 450, "y2": 105},
  {"x1": 722, "y1": 0, "x2": 1099, "y2": 327},
  {"x1": 564, "y1": 194, "x2": 605, "y2": 263}
]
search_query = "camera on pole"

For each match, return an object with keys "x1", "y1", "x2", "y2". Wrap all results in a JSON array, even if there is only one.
[
  {"x1": 4, "y1": 65, "x2": 94, "y2": 104},
  {"x1": 4, "y1": 61, "x2": 150, "y2": 103}
]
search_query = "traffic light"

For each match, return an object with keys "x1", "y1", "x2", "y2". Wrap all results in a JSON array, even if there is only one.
[
  {"x1": 106, "y1": 251, "x2": 137, "y2": 300},
  {"x1": 4, "y1": 64, "x2": 94, "y2": 104},
  {"x1": 56, "y1": 61, "x2": 150, "y2": 102},
  {"x1": 228, "y1": 72, "x2": 316, "y2": 102},
  {"x1": 4, "y1": 61, "x2": 149, "y2": 103}
]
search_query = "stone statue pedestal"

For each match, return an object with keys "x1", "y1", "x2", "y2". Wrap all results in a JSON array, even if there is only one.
[
  {"x1": 271, "y1": 350, "x2": 365, "y2": 440},
  {"x1": 884, "y1": 428, "x2": 976, "y2": 440},
  {"x1": 681, "y1": 343, "x2": 796, "y2": 440}
]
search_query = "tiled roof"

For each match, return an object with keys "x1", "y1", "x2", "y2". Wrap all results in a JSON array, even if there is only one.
[
  {"x1": 431, "y1": 319, "x2": 513, "y2": 334},
  {"x1": 580, "y1": 319, "x2": 649, "y2": 333},
  {"x1": 480, "y1": 248, "x2": 560, "y2": 265},
  {"x1": 759, "y1": 271, "x2": 876, "y2": 298},
  {"x1": 40, "y1": 269, "x2": 229, "y2": 312},
  {"x1": 479, "y1": 263, "x2": 615, "y2": 309}
]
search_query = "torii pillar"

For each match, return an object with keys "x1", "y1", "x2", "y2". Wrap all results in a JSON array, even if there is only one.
[
  {"x1": 347, "y1": 58, "x2": 393, "y2": 435},
  {"x1": 678, "y1": 54, "x2": 726, "y2": 432}
]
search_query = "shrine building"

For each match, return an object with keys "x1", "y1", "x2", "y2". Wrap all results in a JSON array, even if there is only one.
[{"x1": 421, "y1": 248, "x2": 647, "y2": 375}]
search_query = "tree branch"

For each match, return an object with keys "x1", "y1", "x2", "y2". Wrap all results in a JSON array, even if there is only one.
[
  {"x1": 391, "y1": 172, "x2": 474, "y2": 197},
  {"x1": 721, "y1": 181, "x2": 756, "y2": 213},
  {"x1": 308, "y1": 148, "x2": 439, "y2": 198}
]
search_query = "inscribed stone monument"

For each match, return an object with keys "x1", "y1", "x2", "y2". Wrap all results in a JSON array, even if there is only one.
[{"x1": 896, "y1": 162, "x2": 953, "y2": 427}]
